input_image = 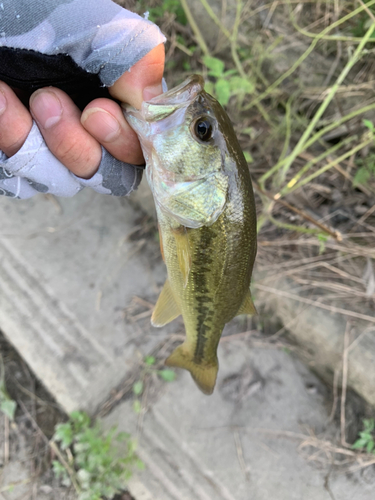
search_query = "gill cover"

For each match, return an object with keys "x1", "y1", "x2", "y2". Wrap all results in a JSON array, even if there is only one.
[{"x1": 125, "y1": 75, "x2": 228, "y2": 229}]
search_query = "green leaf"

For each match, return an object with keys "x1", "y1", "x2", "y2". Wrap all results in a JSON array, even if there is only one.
[
  {"x1": 242, "y1": 126, "x2": 257, "y2": 139},
  {"x1": 116, "y1": 431, "x2": 131, "y2": 441},
  {"x1": 133, "y1": 400, "x2": 142, "y2": 414},
  {"x1": 51, "y1": 410, "x2": 143, "y2": 498},
  {"x1": 366, "y1": 440, "x2": 375, "y2": 453},
  {"x1": 363, "y1": 419, "x2": 375, "y2": 432},
  {"x1": 215, "y1": 79, "x2": 231, "y2": 106},
  {"x1": 53, "y1": 460, "x2": 71, "y2": 487},
  {"x1": 144, "y1": 356, "x2": 156, "y2": 366},
  {"x1": 243, "y1": 151, "x2": 253, "y2": 163},
  {"x1": 317, "y1": 233, "x2": 328, "y2": 255},
  {"x1": 52, "y1": 460, "x2": 65, "y2": 478},
  {"x1": 223, "y1": 69, "x2": 238, "y2": 77},
  {"x1": 204, "y1": 80, "x2": 215, "y2": 96},
  {"x1": 159, "y1": 369, "x2": 176, "y2": 382},
  {"x1": 353, "y1": 166, "x2": 371, "y2": 186},
  {"x1": 70, "y1": 411, "x2": 91, "y2": 432},
  {"x1": 132, "y1": 380, "x2": 144, "y2": 396},
  {"x1": 352, "y1": 438, "x2": 369, "y2": 449},
  {"x1": 1, "y1": 399, "x2": 16, "y2": 420},
  {"x1": 363, "y1": 119, "x2": 374, "y2": 132},
  {"x1": 202, "y1": 56, "x2": 225, "y2": 77},
  {"x1": 77, "y1": 469, "x2": 91, "y2": 489},
  {"x1": 229, "y1": 76, "x2": 255, "y2": 94},
  {"x1": 53, "y1": 422, "x2": 73, "y2": 449}
]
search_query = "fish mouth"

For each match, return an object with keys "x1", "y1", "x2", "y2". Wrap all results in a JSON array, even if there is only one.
[
  {"x1": 146, "y1": 74, "x2": 204, "y2": 106},
  {"x1": 123, "y1": 74, "x2": 204, "y2": 117}
]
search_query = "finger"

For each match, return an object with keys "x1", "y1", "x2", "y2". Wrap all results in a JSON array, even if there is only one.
[
  {"x1": 29, "y1": 87, "x2": 102, "y2": 178},
  {"x1": 0, "y1": 81, "x2": 33, "y2": 157},
  {"x1": 109, "y1": 43, "x2": 165, "y2": 109},
  {"x1": 81, "y1": 98, "x2": 144, "y2": 165}
]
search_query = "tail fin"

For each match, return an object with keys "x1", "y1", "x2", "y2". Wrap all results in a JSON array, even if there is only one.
[{"x1": 165, "y1": 343, "x2": 218, "y2": 395}]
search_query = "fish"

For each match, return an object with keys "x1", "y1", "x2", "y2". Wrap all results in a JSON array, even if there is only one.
[{"x1": 125, "y1": 75, "x2": 257, "y2": 395}]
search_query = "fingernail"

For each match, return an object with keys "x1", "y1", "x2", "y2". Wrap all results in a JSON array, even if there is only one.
[
  {"x1": 30, "y1": 91, "x2": 62, "y2": 129},
  {"x1": 0, "y1": 89, "x2": 7, "y2": 115},
  {"x1": 81, "y1": 108, "x2": 120, "y2": 142},
  {"x1": 143, "y1": 83, "x2": 163, "y2": 102}
]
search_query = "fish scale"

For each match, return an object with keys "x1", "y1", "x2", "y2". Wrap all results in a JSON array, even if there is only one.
[{"x1": 125, "y1": 75, "x2": 257, "y2": 395}]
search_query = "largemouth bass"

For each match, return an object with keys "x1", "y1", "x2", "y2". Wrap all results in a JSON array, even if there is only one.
[{"x1": 125, "y1": 75, "x2": 257, "y2": 395}]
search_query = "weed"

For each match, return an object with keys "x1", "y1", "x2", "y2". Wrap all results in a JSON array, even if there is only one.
[
  {"x1": 0, "y1": 353, "x2": 16, "y2": 420},
  {"x1": 52, "y1": 411, "x2": 143, "y2": 500},
  {"x1": 353, "y1": 154, "x2": 375, "y2": 187},
  {"x1": 352, "y1": 418, "x2": 375, "y2": 454},
  {"x1": 352, "y1": 120, "x2": 375, "y2": 187},
  {"x1": 203, "y1": 56, "x2": 254, "y2": 106},
  {"x1": 317, "y1": 234, "x2": 328, "y2": 255},
  {"x1": 146, "y1": 0, "x2": 187, "y2": 25},
  {"x1": 132, "y1": 356, "x2": 176, "y2": 413},
  {"x1": 351, "y1": 0, "x2": 375, "y2": 38}
]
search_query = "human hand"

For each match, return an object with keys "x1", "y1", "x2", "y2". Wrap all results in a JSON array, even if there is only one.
[
  {"x1": 0, "y1": 0, "x2": 166, "y2": 198},
  {"x1": 0, "y1": 43, "x2": 165, "y2": 179}
]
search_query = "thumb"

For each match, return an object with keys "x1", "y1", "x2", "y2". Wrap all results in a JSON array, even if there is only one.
[{"x1": 109, "y1": 43, "x2": 165, "y2": 110}]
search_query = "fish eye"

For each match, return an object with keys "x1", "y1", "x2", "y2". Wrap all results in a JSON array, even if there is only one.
[{"x1": 193, "y1": 117, "x2": 213, "y2": 142}]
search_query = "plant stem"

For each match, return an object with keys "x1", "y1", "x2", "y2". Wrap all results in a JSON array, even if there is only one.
[
  {"x1": 180, "y1": 0, "x2": 210, "y2": 56},
  {"x1": 50, "y1": 441, "x2": 81, "y2": 494},
  {"x1": 268, "y1": 215, "x2": 325, "y2": 236},
  {"x1": 284, "y1": 136, "x2": 374, "y2": 193},
  {"x1": 259, "y1": 21, "x2": 375, "y2": 190},
  {"x1": 199, "y1": 0, "x2": 231, "y2": 38},
  {"x1": 254, "y1": 182, "x2": 342, "y2": 240},
  {"x1": 199, "y1": 0, "x2": 273, "y2": 124},
  {"x1": 245, "y1": 1, "x2": 375, "y2": 111},
  {"x1": 260, "y1": 102, "x2": 375, "y2": 185},
  {"x1": 276, "y1": 135, "x2": 357, "y2": 197},
  {"x1": 290, "y1": 0, "x2": 375, "y2": 42}
]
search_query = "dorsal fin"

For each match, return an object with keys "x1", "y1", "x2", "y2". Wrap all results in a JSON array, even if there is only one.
[
  {"x1": 236, "y1": 290, "x2": 257, "y2": 316},
  {"x1": 151, "y1": 279, "x2": 181, "y2": 327}
]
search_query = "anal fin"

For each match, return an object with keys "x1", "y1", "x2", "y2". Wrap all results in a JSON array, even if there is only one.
[
  {"x1": 236, "y1": 290, "x2": 257, "y2": 316},
  {"x1": 151, "y1": 279, "x2": 181, "y2": 327}
]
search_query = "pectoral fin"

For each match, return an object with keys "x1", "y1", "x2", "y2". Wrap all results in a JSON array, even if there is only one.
[
  {"x1": 172, "y1": 227, "x2": 191, "y2": 287},
  {"x1": 165, "y1": 342, "x2": 218, "y2": 395},
  {"x1": 151, "y1": 279, "x2": 181, "y2": 327},
  {"x1": 236, "y1": 290, "x2": 257, "y2": 316},
  {"x1": 159, "y1": 225, "x2": 165, "y2": 262}
]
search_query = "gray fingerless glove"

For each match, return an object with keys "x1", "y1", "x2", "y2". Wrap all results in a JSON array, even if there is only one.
[{"x1": 0, "y1": 0, "x2": 165, "y2": 198}]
